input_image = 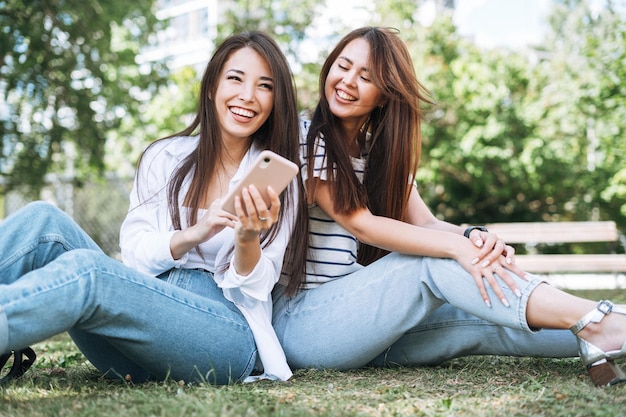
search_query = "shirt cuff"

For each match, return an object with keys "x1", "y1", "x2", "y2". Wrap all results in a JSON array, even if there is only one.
[{"x1": 218, "y1": 257, "x2": 273, "y2": 302}]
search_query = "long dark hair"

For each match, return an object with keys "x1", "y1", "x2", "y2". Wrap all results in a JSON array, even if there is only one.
[
  {"x1": 136, "y1": 31, "x2": 308, "y2": 293},
  {"x1": 306, "y1": 27, "x2": 434, "y2": 266}
]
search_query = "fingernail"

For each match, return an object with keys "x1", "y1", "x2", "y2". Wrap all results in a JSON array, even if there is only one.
[
  {"x1": 471, "y1": 257, "x2": 479, "y2": 265},
  {"x1": 506, "y1": 257, "x2": 512, "y2": 264},
  {"x1": 501, "y1": 298, "x2": 510, "y2": 307},
  {"x1": 485, "y1": 299, "x2": 492, "y2": 308},
  {"x1": 474, "y1": 239, "x2": 483, "y2": 248},
  {"x1": 515, "y1": 289, "x2": 522, "y2": 298},
  {"x1": 481, "y1": 260, "x2": 490, "y2": 267}
]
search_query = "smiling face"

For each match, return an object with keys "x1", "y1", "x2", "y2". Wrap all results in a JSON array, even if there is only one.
[
  {"x1": 324, "y1": 37, "x2": 384, "y2": 137},
  {"x1": 214, "y1": 47, "x2": 274, "y2": 145}
]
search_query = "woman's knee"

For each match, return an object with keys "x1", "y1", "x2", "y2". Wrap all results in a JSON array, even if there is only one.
[
  {"x1": 19, "y1": 201, "x2": 78, "y2": 236},
  {"x1": 22, "y1": 201, "x2": 65, "y2": 220},
  {"x1": 57, "y1": 249, "x2": 113, "y2": 271}
]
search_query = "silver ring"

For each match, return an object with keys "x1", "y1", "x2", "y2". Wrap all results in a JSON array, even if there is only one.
[{"x1": 258, "y1": 216, "x2": 268, "y2": 222}]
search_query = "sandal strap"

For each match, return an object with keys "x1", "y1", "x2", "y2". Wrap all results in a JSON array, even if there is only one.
[
  {"x1": 612, "y1": 305, "x2": 626, "y2": 315},
  {"x1": 570, "y1": 300, "x2": 614, "y2": 335}
]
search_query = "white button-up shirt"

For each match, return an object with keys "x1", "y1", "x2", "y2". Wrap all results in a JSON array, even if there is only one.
[{"x1": 120, "y1": 135, "x2": 294, "y2": 381}]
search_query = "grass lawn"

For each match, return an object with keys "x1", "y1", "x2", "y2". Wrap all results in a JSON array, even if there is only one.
[{"x1": 1, "y1": 288, "x2": 625, "y2": 417}]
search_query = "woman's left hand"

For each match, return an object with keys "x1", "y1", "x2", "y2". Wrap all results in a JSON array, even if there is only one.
[
  {"x1": 468, "y1": 229, "x2": 526, "y2": 279},
  {"x1": 232, "y1": 185, "x2": 280, "y2": 242}
]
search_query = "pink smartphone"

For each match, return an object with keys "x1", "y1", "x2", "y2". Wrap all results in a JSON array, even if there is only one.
[{"x1": 220, "y1": 150, "x2": 299, "y2": 215}]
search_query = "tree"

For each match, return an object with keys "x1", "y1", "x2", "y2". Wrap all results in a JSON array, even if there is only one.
[
  {"x1": 368, "y1": 3, "x2": 542, "y2": 224},
  {"x1": 412, "y1": 18, "x2": 545, "y2": 224},
  {"x1": 537, "y1": 0, "x2": 626, "y2": 227},
  {"x1": 0, "y1": 0, "x2": 167, "y2": 194},
  {"x1": 369, "y1": 0, "x2": 626, "y2": 231},
  {"x1": 104, "y1": 65, "x2": 199, "y2": 178}
]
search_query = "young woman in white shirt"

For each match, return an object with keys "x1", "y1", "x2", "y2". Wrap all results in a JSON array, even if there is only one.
[
  {"x1": 272, "y1": 27, "x2": 626, "y2": 387},
  {"x1": 0, "y1": 31, "x2": 306, "y2": 385}
]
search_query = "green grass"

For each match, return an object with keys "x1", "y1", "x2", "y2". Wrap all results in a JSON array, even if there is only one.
[{"x1": 1, "y1": 289, "x2": 625, "y2": 417}]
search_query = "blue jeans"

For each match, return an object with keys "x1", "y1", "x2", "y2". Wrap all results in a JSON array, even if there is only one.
[
  {"x1": 272, "y1": 252, "x2": 579, "y2": 370},
  {"x1": 0, "y1": 202, "x2": 256, "y2": 384}
]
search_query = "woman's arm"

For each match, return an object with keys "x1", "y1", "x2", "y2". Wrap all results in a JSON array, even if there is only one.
[
  {"x1": 120, "y1": 141, "x2": 187, "y2": 276},
  {"x1": 218, "y1": 182, "x2": 298, "y2": 302},
  {"x1": 405, "y1": 184, "x2": 517, "y2": 266},
  {"x1": 169, "y1": 202, "x2": 238, "y2": 260},
  {"x1": 231, "y1": 185, "x2": 280, "y2": 276},
  {"x1": 314, "y1": 178, "x2": 462, "y2": 258},
  {"x1": 311, "y1": 178, "x2": 524, "y2": 307}
]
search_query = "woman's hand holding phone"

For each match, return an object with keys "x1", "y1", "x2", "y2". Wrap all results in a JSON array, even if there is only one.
[
  {"x1": 220, "y1": 150, "x2": 298, "y2": 215},
  {"x1": 232, "y1": 184, "x2": 281, "y2": 242},
  {"x1": 229, "y1": 181, "x2": 282, "y2": 276},
  {"x1": 171, "y1": 151, "x2": 295, "y2": 261}
]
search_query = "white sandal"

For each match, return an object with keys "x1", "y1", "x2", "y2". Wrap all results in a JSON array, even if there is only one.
[{"x1": 570, "y1": 300, "x2": 626, "y2": 386}]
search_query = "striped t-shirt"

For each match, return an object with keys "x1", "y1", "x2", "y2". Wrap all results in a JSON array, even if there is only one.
[{"x1": 299, "y1": 119, "x2": 368, "y2": 288}]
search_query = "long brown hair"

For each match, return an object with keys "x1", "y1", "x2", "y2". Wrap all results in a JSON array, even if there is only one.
[
  {"x1": 136, "y1": 31, "x2": 308, "y2": 293},
  {"x1": 306, "y1": 27, "x2": 433, "y2": 266}
]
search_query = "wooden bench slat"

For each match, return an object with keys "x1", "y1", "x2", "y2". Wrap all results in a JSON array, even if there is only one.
[
  {"x1": 473, "y1": 221, "x2": 626, "y2": 279},
  {"x1": 485, "y1": 221, "x2": 619, "y2": 244},
  {"x1": 515, "y1": 254, "x2": 626, "y2": 273}
]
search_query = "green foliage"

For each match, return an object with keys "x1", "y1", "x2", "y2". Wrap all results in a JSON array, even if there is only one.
[
  {"x1": 421, "y1": 45, "x2": 543, "y2": 223},
  {"x1": 104, "y1": 66, "x2": 199, "y2": 176},
  {"x1": 527, "y1": 2, "x2": 626, "y2": 226},
  {"x1": 371, "y1": 1, "x2": 626, "y2": 230},
  {"x1": 0, "y1": 0, "x2": 167, "y2": 194},
  {"x1": 3, "y1": 0, "x2": 626, "y2": 231},
  {"x1": 295, "y1": 61, "x2": 324, "y2": 113}
]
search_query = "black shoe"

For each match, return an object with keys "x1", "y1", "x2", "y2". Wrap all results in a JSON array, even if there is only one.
[{"x1": 0, "y1": 347, "x2": 36, "y2": 385}]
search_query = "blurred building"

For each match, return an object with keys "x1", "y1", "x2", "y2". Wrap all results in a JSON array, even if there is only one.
[
  {"x1": 138, "y1": 0, "x2": 220, "y2": 72},
  {"x1": 138, "y1": 0, "x2": 457, "y2": 72}
]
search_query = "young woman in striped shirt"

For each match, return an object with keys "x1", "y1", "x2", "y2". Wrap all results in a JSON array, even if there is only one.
[{"x1": 272, "y1": 26, "x2": 626, "y2": 387}]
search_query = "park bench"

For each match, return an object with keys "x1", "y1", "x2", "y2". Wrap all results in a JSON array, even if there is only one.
[{"x1": 483, "y1": 221, "x2": 626, "y2": 288}]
